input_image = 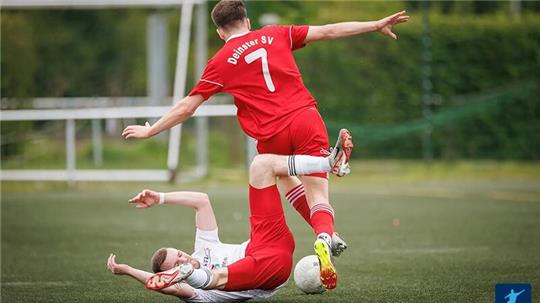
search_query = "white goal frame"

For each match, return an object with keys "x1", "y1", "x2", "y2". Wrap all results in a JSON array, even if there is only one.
[{"x1": 0, "y1": 0, "x2": 244, "y2": 183}]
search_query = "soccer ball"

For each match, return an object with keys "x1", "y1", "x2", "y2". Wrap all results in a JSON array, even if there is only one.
[{"x1": 293, "y1": 255, "x2": 325, "y2": 294}]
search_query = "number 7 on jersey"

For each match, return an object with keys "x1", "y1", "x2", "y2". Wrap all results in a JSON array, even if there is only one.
[{"x1": 244, "y1": 48, "x2": 276, "y2": 92}]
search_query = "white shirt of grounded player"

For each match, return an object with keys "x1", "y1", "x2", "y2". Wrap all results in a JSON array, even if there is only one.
[
  {"x1": 191, "y1": 228, "x2": 248, "y2": 270},
  {"x1": 182, "y1": 229, "x2": 285, "y2": 303}
]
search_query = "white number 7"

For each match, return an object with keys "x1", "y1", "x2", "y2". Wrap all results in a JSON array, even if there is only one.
[{"x1": 244, "y1": 48, "x2": 276, "y2": 92}]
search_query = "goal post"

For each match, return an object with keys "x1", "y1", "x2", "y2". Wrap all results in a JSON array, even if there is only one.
[
  {"x1": 0, "y1": 0, "x2": 238, "y2": 183},
  {"x1": 0, "y1": 102, "x2": 236, "y2": 182},
  {"x1": 0, "y1": 0, "x2": 204, "y2": 9}
]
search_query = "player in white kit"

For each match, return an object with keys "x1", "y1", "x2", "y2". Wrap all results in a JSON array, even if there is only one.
[{"x1": 107, "y1": 132, "x2": 353, "y2": 302}]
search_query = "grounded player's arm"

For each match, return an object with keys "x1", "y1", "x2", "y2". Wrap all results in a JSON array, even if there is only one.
[
  {"x1": 305, "y1": 10, "x2": 409, "y2": 43},
  {"x1": 122, "y1": 94, "x2": 205, "y2": 139},
  {"x1": 107, "y1": 254, "x2": 195, "y2": 297},
  {"x1": 128, "y1": 189, "x2": 217, "y2": 231}
]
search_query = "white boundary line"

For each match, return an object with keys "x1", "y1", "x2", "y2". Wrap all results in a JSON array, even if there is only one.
[
  {"x1": 0, "y1": 104, "x2": 237, "y2": 121},
  {"x1": 1, "y1": 0, "x2": 203, "y2": 9},
  {"x1": 1, "y1": 170, "x2": 170, "y2": 181}
]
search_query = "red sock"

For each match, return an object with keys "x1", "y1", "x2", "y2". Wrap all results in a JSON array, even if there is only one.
[
  {"x1": 310, "y1": 204, "x2": 335, "y2": 236},
  {"x1": 285, "y1": 184, "x2": 312, "y2": 226}
]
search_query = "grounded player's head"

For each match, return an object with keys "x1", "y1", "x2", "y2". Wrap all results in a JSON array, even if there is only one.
[
  {"x1": 211, "y1": 0, "x2": 248, "y2": 31},
  {"x1": 151, "y1": 247, "x2": 200, "y2": 273}
]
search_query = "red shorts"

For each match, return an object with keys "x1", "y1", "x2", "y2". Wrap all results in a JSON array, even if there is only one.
[
  {"x1": 256, "y1": 107, "x2": 330, "y2": 178},
  {"x1": 225, "y1": 185, "x2": 295, "y2": 291}
]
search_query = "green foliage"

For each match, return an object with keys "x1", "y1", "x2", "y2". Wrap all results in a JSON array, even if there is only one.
[
  {"x1": 1, "y1": 10, "x2": 147, "y2": 97},
  {"x1": 1, "y1": 3, "x2": 539, "y2": 161},
  {"x1": 295, "y1": 13, "x2": 540, "y2": 159}
]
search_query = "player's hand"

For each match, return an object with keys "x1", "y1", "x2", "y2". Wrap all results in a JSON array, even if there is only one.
[
  {"x1": 129, "y1": 189, "x2": 160, "y2": 209},
  {"x1": 376, "y1": 10, "x2": 410, "y2": 40},
  {"x1": 107, "y1": 253, "x2": 130, "y2": 275},
  {"x1": 122, "y1": 121, "x2": 152, "y2": 139}
]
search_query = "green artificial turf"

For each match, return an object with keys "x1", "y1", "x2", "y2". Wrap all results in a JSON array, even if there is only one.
[{"x1": 2, "y1": 164, "x2": 540, "y2": 302}]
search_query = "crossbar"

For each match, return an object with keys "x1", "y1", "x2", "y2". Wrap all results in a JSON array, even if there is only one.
[
  {"x1": 1, "y1": 0, "x2": 202, "y2": 9},
  {"x1": 0, "y1": 170, "x2": 170, "y2": 181},
  {"x1": 0, "y1": 105, "x2": 237, "y2": 121}
]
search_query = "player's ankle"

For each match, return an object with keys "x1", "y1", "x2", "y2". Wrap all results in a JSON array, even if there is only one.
[{"x1": 316, "y1": 233, "x2": 332, "y2": 247}]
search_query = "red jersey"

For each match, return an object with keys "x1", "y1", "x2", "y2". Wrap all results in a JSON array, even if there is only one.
[{"x1": 189, "y1": 25, "x2": 317, "y2": 141}]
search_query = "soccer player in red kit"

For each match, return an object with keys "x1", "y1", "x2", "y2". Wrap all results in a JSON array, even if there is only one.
[
  {"x1": 107, "y1": 140, "x2": 352, "y2": 302},
  {"x1": 122, "y1": 0, "x2": 409, "y2": 289}
]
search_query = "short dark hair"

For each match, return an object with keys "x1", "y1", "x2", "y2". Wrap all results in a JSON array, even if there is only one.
[
  {"x1": 211, "y1": 0, "x2": 247, "y2": 29},
  {"x1": 151, "y1": 247, "x2": 168, "y2": 273}
]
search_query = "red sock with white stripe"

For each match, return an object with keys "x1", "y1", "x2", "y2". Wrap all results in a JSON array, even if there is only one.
[
  {"x1": 285, "y1": 184, "x2": 312, "y2": 226},
  {"x1": 310, "y1": 203, "x2": 335, "y2": 240}
]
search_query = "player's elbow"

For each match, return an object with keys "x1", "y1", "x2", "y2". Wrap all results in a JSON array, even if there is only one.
[
  {"x1": 181, "y1": 103, "x2": 197, "y2": 117},
  {"x1": 196, "y1": 193, "x2": 211, "y2": 209},
  {"x1": 307, "y1": 26, "x2": 334, "y2": 42},
  {"x1": 323, "y1": 26, "x2": 339, "y2": 39},
  {"x1": 174, "y1": 101, "x2": 197, "y2": 118},
  {"x1": 317, "y1": 25, "x2": 339, "y2": 40}
]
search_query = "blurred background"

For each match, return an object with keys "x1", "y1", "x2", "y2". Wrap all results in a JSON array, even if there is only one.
[
  {"x1": 2, "y1": 0, "x2": 539, "y2": 173},
  {"x1": 1, "y1": 1, "x2": 539, "y2": 302}
]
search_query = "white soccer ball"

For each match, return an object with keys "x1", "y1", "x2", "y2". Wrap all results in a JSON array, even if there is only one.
[{"x1": 293, "y1": 255, "x2": 325, "y2": 294}]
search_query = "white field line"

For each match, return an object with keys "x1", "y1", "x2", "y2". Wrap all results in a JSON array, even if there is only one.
[
  {"x1": 336, "y1": 188, "x2": 465, "y2": 199},
  {"x1": 370, "y1": 246, "x2": 489, "y2": 255},
  {"x1": 336, "y1": 187, "x2": 540, "y2": 202},
  {"x1": 489, "y1": 191, "x2": 540, "y2": 203},
  {"x1": 1, "y1": 280, "x2": 115, "y2": 287}
]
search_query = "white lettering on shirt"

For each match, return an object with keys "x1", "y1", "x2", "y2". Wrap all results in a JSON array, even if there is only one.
[
  {"x1": 226, "y1": 35, "x2": 274, "y2": 65},
  {"x1": 261, "y1": 36, "x2": 274, "y2": 45}
]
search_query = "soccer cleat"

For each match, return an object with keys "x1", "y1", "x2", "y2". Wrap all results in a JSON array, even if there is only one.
[
  {"x1": 314, "y1": 238, "x2": 338, "y2": 290},
  {"x1": 331, "y1": 232, "x2": 348, "y2": 257},
  {"x1": 145, "y1": 263, "x2": 194, "y2": 290},
  {"x1": 328, "y1": 129, "x2": 354, "y2": 177}
]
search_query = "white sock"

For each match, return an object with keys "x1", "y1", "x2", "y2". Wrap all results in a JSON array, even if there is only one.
[
  {"x1": 184, "y1": 267, "x2": 213, "y2": 289},
  {"x1": 287, "y1": 155, "x2": 331, "y2": 176},
  {"x1": 317, "y1": 232, "x2": 332, "y2": 247}
]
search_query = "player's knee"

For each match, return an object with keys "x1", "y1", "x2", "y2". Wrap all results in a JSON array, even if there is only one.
[
  {"x1": 275, "y1": 252, "x2": 294, "y2": 284},
  {"x1": 250, "y1": 155, "x2": 272, "y2": 176},
  {"x1": 249, "y1": 155, "x2": 279, "y2": 188}
]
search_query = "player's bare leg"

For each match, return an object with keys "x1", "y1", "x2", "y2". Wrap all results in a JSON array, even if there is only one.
[
  {"x1": 300, "y1": 176, "x2": 338, "y2": 290},
  {"x1": 278, "y1": 176, "x2": 347, "y2": 257},
  {"x1": 301, "y1": 129, "x2": 353, "y2": 290},
  {"x1": 250, "y1": 129, "x2": 353, "y2": 288}
]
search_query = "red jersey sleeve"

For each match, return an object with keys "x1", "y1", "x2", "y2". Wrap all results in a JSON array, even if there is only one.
[
  {"x1": 288, "y1": 25, "x2": 309, "y2": 50},
  {"x1": 189, "y1": 60, "x2": 224, "y2": 101}
]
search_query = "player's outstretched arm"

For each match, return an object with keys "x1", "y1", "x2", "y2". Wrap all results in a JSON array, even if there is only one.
[
  {"x1": 122, "y1": 94, "x2": 205, "y2": 139},
  {"x1": 128, "y1": 189, "x2": 217, "y2": 231},
  {"x1": 305, "y1": 10, "x2": 410, "y2": 43},
  {"x1": 107, "y1": 253, "x2": 195, "y2": 298}
]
